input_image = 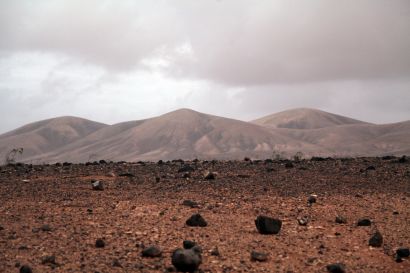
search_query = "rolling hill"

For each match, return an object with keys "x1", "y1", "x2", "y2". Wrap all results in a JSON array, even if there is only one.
[
  {"x1": 0, "y1": 108, "x2": 408, "y2": 164},
  {"x1": 252, "y1": 108, "x2": 367, "y2": 129}
]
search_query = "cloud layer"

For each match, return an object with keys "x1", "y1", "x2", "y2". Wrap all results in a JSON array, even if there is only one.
[{"x1": 0, "y1": 0, "x2": 409, "y2": 133}]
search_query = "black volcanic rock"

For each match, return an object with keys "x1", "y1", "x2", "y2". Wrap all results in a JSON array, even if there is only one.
[
  {"x1": 172, "y1": 246, "x2": 202, "y2": 273},
  {"x1": 307, "y1": 194, "x2": 317, "y2": 204},
  {"x1": 186, "y1": 214, "x2": 207, "y2": 227},
  {"x1": 95, "y1": 238, "x2": 105, "y2": 248},
  {"x1": 255, "y1": 216, "x2": 282, "y2": 234},
  {"x1": 398, "y1": 155, "x2": 407, "y2": 163},
  {"x1": 91, "y1": 180, "x2": 104, "y2": 191},
  {"x1": 178, "y1": 165, "x2": 194, "y2": 173},
  {"x1": 396, "y1": 247, "x2": 410, "y2": 258},
  {"x1": 41, "y1": 255, "x2": 57, "y2": 265},
  {"x1": 357, "y1": 218, "x2": 371, "y2": 226},
  {"x1": 335, "y1": 216, "x2": 347, "y2": 224},
  {"x1": 141, "y1": 245, "x2": 162, "y2": 257},
  {"x1": 118, "y1": 172, "x2": 134, "y2": 177},
  {"x1": 369, "y1": 231, "x2": 383, "y2": 247},
  {"x1": 285, "y1": 162, "x2": 294, "y2": 168},
  {"x1": 183, "y1": 240, "x2": 196, "y2": 249},
  {"x1": 182, "y1": 200, "x2": 199, "y2": 208},
  {"x1": 326, "y1": 263, "x2": 346, "y2": 273},
  {"x1": 251, "y1": 251, "x2": 268, "y2": 262},
  {"x1": 19, "y1": 265, "x2": 32, "y2": 273},
  {"x1": 204, "y1": 171, "x2": 216, "y2": 180}
]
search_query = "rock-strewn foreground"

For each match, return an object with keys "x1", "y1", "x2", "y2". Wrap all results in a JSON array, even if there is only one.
[{"x1": 0, "y1": 157, "x2": 409, "y2": 272}]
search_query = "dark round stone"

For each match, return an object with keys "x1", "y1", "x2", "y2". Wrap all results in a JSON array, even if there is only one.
[
  {"x1": 182, "y1": 200, "x2": 199, "y2": 208},
  {"x1": 172, "y1": 246, "x2": 202, "y2": 273},
  {"x1": 95, "y1": 239, "x2": 105, "y2": 248},
  {"x1": 186, "y1": 214, "x2": 207, "y2": 227},
  {"x1": 141, "y1": 245, "x2": 162, "y2": 257},
  {"x1": 396, "y1": 247, "x2": 410, "y2": 258},
  {"x1": 307, "y1": 195, "x2": 317, "y2": 204},
  {"x1": 369, "y1": 231, "x2": 383, "y2": 247},
  {"x1": 357, "y1": 218, "x2": 371, "y2": 226},
  {"x1": 335, "y1": 216, "x2": 347, "y2": 224},
  {"x1": 255, "y1": 215, "x2": 282, "y2": 235},
  {"x1": 326, "y1": 263, "x2": 346, "y2": 273},
  {"x1": 19, "y1": 265, "x2": 32, "y2": 273},
  {"x1": 251, "y1": 251, "x2": 268, "y2": 262},
  {"x1": 183, "y1": 240, "x2": 196, "y2": 249}
]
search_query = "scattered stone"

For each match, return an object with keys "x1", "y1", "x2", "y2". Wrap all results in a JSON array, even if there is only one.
[
  {"x1": 335, "y1": 216, "x2": 347, "y2": 224},
  {"x1": 251, "y1": 251, "x2": 268, "y2": 262},
  {"x1": 366, "y1": 166, "x2": 376, "y2": 171},
  {"x1": 285, "y1": 162, "x2": 294, "y2": 169},
  {"x1": 142, "y1": 245, "x2": 162, "y2": 257},
  {"x1": 155, "y1": 176, "x2": 160, "y2": 182},
  {"x1": 186, "y1": 214, "x2": 207, "y2": 227},
  {"x1": 204, "y1": 171, "x2": 216, "y2": 180},
  {"x1": 41, "y1": 255, "x2": 56, "y2": 265},
  {"x1": 396, "y1": 247, "x2": 410, "y2": 258},
  {"x1": 40, "y1": 224, "x2": 52, "y2": 232},
  {"x1": 357, "y1": 218, "x2": 371, "y2": 226},
  {"x1": 118, "y1": 172, "x2": 134, "y2": 177},
  {"x1": 210, "y1": 247, "x2": 220, "y2": 256},
  {"x1": 178, "y1": 165, "x2": 194, "y2": 173},
  {"x1": 298, "y1": 216, "x2": 309, "y2": 226},
  {"x1": 182, "y1": 200, "x2": 199, "y2": 208},
  {"x1": 369, "y1": 231, "x2": 383, "y2": 247},
  {"x1": 244, "y1": 157, "x2": 251, "y2": 161},
  {"x1": 255, "y1": 215, "x2": 282, "y2": 235},
  {"x1": 183, "y1": 240, "x2": 197, "y2": 249},
  {"x1": 398, "y1": 155, "x2": 407, "y2": 163},
  {"x1": 112, "y1": 259, "x2": 122, "y2": 267},
  {"x1": 172, "y1": 246, "x2": 202, "y2": 273},
  {"x1": 307, "y1": 194, "x2": 317, "y2": 204},
  {"x1": 91, "y1": 180, "x2": 104, "y2": 191},
  {"x1": 393, "y1": 211, "x2": 399, "y2": 215},
  {"x1": 31, "y1": 228, "x2": 39, "y2": 233},
  {"x1": 326, "y1": 263, "x2": 346, "y2": 273},
  {"x1": 95, "y1": 238, "x2": 105, "y2": 248},
  {"x1": 19, "y1": 265, "x2": 32, "y2": 273}
]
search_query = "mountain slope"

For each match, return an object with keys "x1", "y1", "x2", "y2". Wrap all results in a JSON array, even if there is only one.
[
  {"x1": 0, "y1": 108, "x2": 408, "y2": 163},
  {"x1": 26, "y1": 109, "x2": 321, "y2": 163},
  {"x1": 252, "y1": 108, "x2": 367, "y2": 129},
  {"x1": 0, "y1": 116, "x2": 107, "y2": 163}
]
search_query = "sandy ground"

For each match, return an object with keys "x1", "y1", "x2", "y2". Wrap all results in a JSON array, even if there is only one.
[{"x1": 0, "y1": 157, "x2": 409, "y2": 273}]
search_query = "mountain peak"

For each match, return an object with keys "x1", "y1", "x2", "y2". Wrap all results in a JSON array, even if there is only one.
[{"x1": 253, "y1": 108, "x2": 366, "y2": 129}]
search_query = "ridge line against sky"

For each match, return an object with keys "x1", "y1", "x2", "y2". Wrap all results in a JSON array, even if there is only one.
[{"x1": 1, "y1": 0, "x2": 409, "y2": 133}]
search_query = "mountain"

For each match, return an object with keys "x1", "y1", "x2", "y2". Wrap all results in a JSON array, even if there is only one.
[
  {"x1": 252, "y1": 108, "x2": 367, "y2": 129},
  {"x1": 29, "y1": 109, "x2": 318, "y2": 163},
  {"x1": 0, "y1": 116, "x2": 107, "y2": 163},
  {"x1": 0, "y1": 108, "x2": 408, "y2": 164}
]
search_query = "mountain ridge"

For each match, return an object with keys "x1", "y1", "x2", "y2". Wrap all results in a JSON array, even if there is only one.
[{"x1": 0, "y1": 108, "x2": 408, "y2": 163}]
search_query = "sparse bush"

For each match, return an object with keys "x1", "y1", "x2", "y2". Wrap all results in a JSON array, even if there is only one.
[
  {"x1": 5, "y1": 147, "x2": 24, "y2": 165},
  {"x1": 272, "y1": 150, "x2": 285, "y2": 160},
  {"x1": 293, "y1": 151, "x2": 304, "y2": 162}
]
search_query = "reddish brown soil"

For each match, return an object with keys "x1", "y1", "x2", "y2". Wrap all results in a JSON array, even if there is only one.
[{"x1": 0, "y1": 158, "x2": 409, "y2": 273}]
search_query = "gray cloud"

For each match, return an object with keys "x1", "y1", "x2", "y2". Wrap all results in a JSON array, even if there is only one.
[
  {"x1": 0, "y1": 0, "x2": 409, "y2": 133},
  {"x1": 1, "y1": 0, "x2": 409, "y2": 84}
]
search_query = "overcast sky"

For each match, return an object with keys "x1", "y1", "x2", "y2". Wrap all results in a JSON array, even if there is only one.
[{"x1": 1, "y1": 0, "x2": 410, "y2": 133}]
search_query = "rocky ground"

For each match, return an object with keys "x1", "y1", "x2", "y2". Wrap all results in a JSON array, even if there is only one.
[{"x1": 0, "y1": 157, "x2": 409, "y2": 273}]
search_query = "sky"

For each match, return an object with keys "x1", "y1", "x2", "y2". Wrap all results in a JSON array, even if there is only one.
[{"x1": 1, "y1": 0, "x2": 410, "y2": 133}]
